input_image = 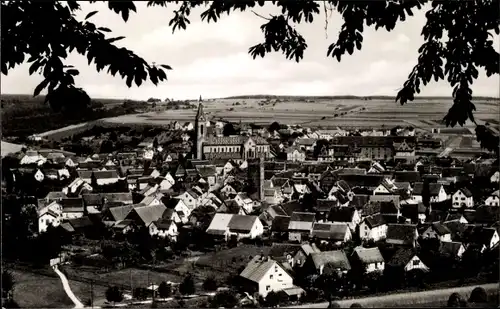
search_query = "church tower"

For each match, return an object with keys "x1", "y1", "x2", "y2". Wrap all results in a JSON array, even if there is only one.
[{"x1": 195, "y1": 102, "x2": 207, "y2": 160}]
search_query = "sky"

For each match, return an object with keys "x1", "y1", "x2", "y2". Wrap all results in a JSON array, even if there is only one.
[{"x1": 2, "y1": 1, "x2": 499, "y2": 101}]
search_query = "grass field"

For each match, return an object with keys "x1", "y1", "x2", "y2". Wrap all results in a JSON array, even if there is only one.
[
  {"x1": 103, "y1": 98, "x2": 499, "y2": 130},
  {"x1": 11, "y1": 269, "x2": 74, "y2": 308},
  {"x1": 1, "y1": 140, "x2": 24, "y2": 157}
]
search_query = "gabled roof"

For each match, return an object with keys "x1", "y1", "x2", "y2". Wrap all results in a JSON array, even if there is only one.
[
  {"x1": 309, "y1": 250, "x2": 351, "y2": 271},
  {"x1": 353, "y1": 246, "x2": 384, "y2": 264},
  {"x1": 77, "y1": 170, "x2": 119, "y2": 179},
  {"x1": 206, "y1": 213, "x2": 234, "y2": 235},
  {"x1": 439, "y1": 241, "x2": 464, "y2": 257},
  {"x1": 152, "y1": 218, "x2": 175, "y2": 230},
  {"x1": 349, "y1": 194, "x2": 370, "y2": 210},
  {"x1": 428, "y1": 222, "x2": 451, "y2": 236},
  {"x1": 316, "y1": 199, "x2": 338, "y2": 212},
  {"x1": 227, "y1": 215, "x2": 258, "y2": 232},
  {"x1": 129, "y1": 204, "x2": 167, "y2": 226},
  {"x1": 107, "y1": 205, "x2": 134, "y2": 221},
  {"x1": 387, "y1": 248, "x2": 418, "y2": 267},
  {"x1": 386, "y1": 224, "x2": 417, "y2": 245},
  {"x1": 327, "y1": 207, "x2": 357, "y2": 223},
  {"x1": 393, "y1": 171, "x2": 421, "y2": 183},
  {"x1": 363, "y1": 214, "x2": 386, "y2": 228},
  {"x1": 413, "y1": 182, "x2": 443, "y2": 196},
  {"x1": 455, "y1": 187, "x2": 473, "y2": 197},
  {"x1": 271, "y1": 216, "x2": 291, "y2": 233},
  {"x1": 288, "y1": 212, "x2": 315, "y2": 231},
  {"x1": 240, "y1": 256, "x2": 287, "y2": 283},
  {"x1": 311, "y1": 223, "x2": 349, "y2": 241}
]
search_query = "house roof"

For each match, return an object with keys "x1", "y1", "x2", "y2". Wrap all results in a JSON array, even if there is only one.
[
  {"x1": 349, "y1": 194, "x2": 370, "y2": 210},
  {"x1": 310, "y1": 250, "x2": 351, "y2": 271},
  {"x1": 68, "y1": 216, "x2": 93, "y2": 229},
  {"x1": 130, "y1": 204, "x2": 167, "y2": 226},
  {"x1": 386, "y1": 224, "x2": 417, "y2": 245},
  {"x1": 439, "y1": 241, "x2": 464, "y2": 257},
  {"x1": 77, "y1": 170, "x2": 119, "y2": 179},
  {"x1": 369, "y1": 195, "x2": 400, "y2": 208},
  {"x1": 363, "y1": 214, "x2": 386, "y2": 228},
  {"x1": 316, "y1": 199, "x2": 338, "y2": 212},
  {"x1": 107, "y1": 205, "x2": 134, "y2": 221},
  {"x1": 429, "y1": 222, "x2": 451, "y2": 235},
  {"x1": 45, "y1": 191, "x2": 67, "y2": 201},
  {"x1": 82, "y1": 193, "x2": 132, "y2": 205},
  {"x1": 227, "y1": 215, "x2": 258, "y2": 232},
  {"x1": 387, "y1": 248, "x2": 418, "y2": 267},
  {"x1": 206, "y1": 213, "x2": 234, "y2": 235},
  {"x1": 462, "y1": 226, "x2": 498, "y2": 246},
  {"x1": 152, "y1": 218, "x2": 175, "y2": 230},
  {"x1": 268, "y1": 243, "x2": 304, "y2": 259},
  {"x1": 240, "y1": 256, "x2": 284, "y2": 283},
  {"x1": 393, "y1": 171, "x2": 421, "y2": 183},
  {"x1": 327, "y1": 207, "x2": 356, "y2": 223},
  {"x1": 413, "y1": 182, "x2": 443, "y2": 196},
  {"x1": 311, "y1": 223, "x2": 349, "y2": 241},
  {"x1": 353, "y1": 246, "x2": 385, "y2": 264},
  {"x1": 456, "y1": 188, "x2": 473, "y2": 197},
  {"x1": 474, "y1": 205, "x2": 500, "y2": 224},
  {"x1": 271, "y1": 216, "x2": 291, "y2": 233},
  {"x1": 288, "y1": 212, "x2": 315, "y2": 231},
  {"x1": 204, "y1": 135, "x2": 269, "y2": 146}
]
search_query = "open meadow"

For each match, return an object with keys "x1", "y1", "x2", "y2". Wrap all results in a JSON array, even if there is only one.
[{"x1": 104, "y1": 97, "x2": 499, "y2": 131}]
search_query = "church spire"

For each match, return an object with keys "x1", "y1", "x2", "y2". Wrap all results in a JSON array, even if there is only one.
[
  {"x1": 199, "y1": 94, "x2": 203, "y2": 102},
  {"x1": 196, "y1": 102, "x2": 205, "y2": 120}
]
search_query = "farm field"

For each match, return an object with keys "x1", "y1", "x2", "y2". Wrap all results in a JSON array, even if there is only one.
[
  {"x1": 103, "y1": 98, "x2": 499, "y2": 130},
  {"x1": 1, "y1": 140, "x2": 25, "y2": 157},
  {"x1": 11, "y1": 269, "x2": 74, "y2": 308}
]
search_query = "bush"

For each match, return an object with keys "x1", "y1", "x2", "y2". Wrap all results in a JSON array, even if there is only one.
[
  {"x1": 448, "y1": 293, "x2": 466, "y2": 307},
  {"x1": 158, "y1": 281, "x2": 171, "y2": 298},
  {"x1": 468, "y1": 287, "x2": 488, "y2": 303},
  {"x1": 105, "y1": 286, "x2": 124, "y2": 304},
  {"x1": 179, "y1": 274, "x2": 195, "y2": 296},
  {"x1": 203, "y1": 276, "x2": 218, "y2": 292},
  {"x1": 328, "y1": 302, "x2": 341, "y2": 308},
  {"x1": 210, "y1": 290, "x2": 239, "y2": 308},
  {"x1": 351, "y1": 303, "x2": 363, "y2": 308}
]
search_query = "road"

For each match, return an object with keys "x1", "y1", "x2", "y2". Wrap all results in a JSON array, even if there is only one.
[
  {"x1": 53, "y1": 265, "x2": 85, "y2": 309},
  {"x1": 438, "y1": 136, "x2": 462, "y2": 157},
  {"x1": 289, "y1": 283, "x2": 499, "y2": 308}
]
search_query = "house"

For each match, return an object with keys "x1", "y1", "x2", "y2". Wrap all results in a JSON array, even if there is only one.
[
  {"x1": 270, "y1": 216, "x2": 291, "y2": 239},
  {"x1": 112, "y1": 219, "x2": 137, "y2": 234},
  {"x1": 77, "y1": 170, "x2": 121, "y2": 185},
  {"x1": 162, "y1": 208, "x2": 182, "y2": 224},
  {"x1": 412, "y1": 182, "x2": 448, "y2": 203},
  {"x1": 268, "y1": 243, "x2": 320, "y2": 268},
  {"x1": 264, "y1": 188, "x2": 281, "y2": 205},
  {"x1": 387, "y1": 248, "x2": 429, "y2": 272},
  {"x1": 20, "y1": 150, "x2": 47, "y2": 165},
  {"x1": 125, "y1": 204, "x2": 167, "y2": 227},
  {"x1": 462, "y1": 226, "x2": 500, "y2": 251},
  {"x1": 327, "y1": 207, "x2": 361, "y2": 231},
  {"x1": 167, "y1": 198, "x2": 191, "y2": 222},
  {"x1": 351, "y1": 246, "x2": 385, "y2": 273},
  {"x1": 239, "y1": 255, "x2": 295, "y2": 297},
  {"x1": 386, "y1": 224, "x2": 419, "y2": 247},
  {"x1": 439, "y1": 241, "x2": 466, "y2": 259},
  {"x1": 235, "y1": 192, "x2": 255, "y2": 214},
  {"x1": 286, "y1": 147, "x2": 306, "y2": 162},
  {"x1": 311, "y1": 222, "x2": 352, "y2": 244},
  {"x1": 490, "y1": 171, "x2": 499, "y2": 183},
  {"x1": 304, "y1": 250, "x2": 351, "y2": 276},
  {"x1": 288, "y1": 212, "x2": 316, "y2": 242},
  {"x1": 101, "y1": 205, "x2": 134, "y2": 222},
  {"x1": 485, "y1": 190, "x2": 499, "y2": 206},
  {"x1": 61, "y1": 198, "x2": 86, "y2": 220},
  {"x1": 38, "y1": 208, "x2": 61, "y2": 233},
  {"x1": 149, "y1": 219, "x2": 178, "y2": 240},
  {"x1": 227, "y1": 215, "x2": 264, "y2": 240},
  {"x1": 34, "y1": 169, "x2": 44, "y2": 182},
  {"x1": 359, "y1": 214, "x2": 387, "y2": 242},
  {"x1": 62, "y1": 178, "x2": 93, "y2": 196},
  {"x1": 421, "y1": 222, "x2": 452, "y2": 242},
  {"x1": 452, "y1": 188, "x2": 474, "y2": 208},
  {"x1": 176, "y1": 190, "x2": 200, "y2": 210}
]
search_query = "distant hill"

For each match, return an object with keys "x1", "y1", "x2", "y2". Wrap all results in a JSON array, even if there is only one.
[{"x1": 222, "y1": 95, "x2": 500, "y2": 101}]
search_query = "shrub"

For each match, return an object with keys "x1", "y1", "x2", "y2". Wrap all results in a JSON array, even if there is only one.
[
  {"x1": 448, "y1": 292, "x2": 466, "y2": 307},
  {"x1": 203, "y1": 276, "x2": 218, "y2": 292},
  {"x1": 210, "y1": 290, "x2": 239, "y2": 308},
  {"x1": 350, "y1": 303, "x2": 363, "y2": 308},
  {"x1": 468, "y1": 287, "x2": 488, "y2": 303},
  {"x1": 105, "y1": 286, "x2": 124, "y2": 304},
  {"x1": 179, "y1": 274, "x2": 195, "y2": 296},
  {"x1": 328, "y1": 302, "x2": 341, "y2": 308},
  {"x1": 158, "y1": 281, "x2": 171, "y2": 298}
]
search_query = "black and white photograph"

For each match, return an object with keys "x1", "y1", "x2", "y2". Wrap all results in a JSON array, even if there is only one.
[{"x1": 1, "y1": 1, "x2": 499, "y2": 308}]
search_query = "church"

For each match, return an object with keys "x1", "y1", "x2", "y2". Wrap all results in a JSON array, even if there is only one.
[{"x1": 194, "y1": 102, "x2": 273, "y2": 162}]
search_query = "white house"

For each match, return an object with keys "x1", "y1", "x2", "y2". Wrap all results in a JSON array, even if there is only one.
[
  {"x1": 34, "y1": 169, "x2": 45, "y2": 182},
  {"x1": 412, "y1": 183, "x2": 448, "y2": 203},
  {"x1": 352, "y1": 246, "x2": 385, "y2": 273},
  {"x1": 142, "y1": 149, "x2": 154, "y2": 160},
  {"x1": 485, "y1": 190, "x2": 500, "y2": 206},
  {"x1": 388, "y1": 248, "x2": 429, "y2": 272},
  {"x1": 149, "y1": 219, "x2": 178, "y2": 240},
  {"x1": 235, "y1": 193, "x2": 254, "y2": 214},
  {"x1": 62, "y1": 178, "x2": 92, "y2": 195},
  {"x1": 220, "y1": 184, "x2": 238, "y2": 197},
  {"x1": 239, "y1": 255, "x2": 295, "y2": 297},
  {"x1": 38, "y1": 210, "x2": 61, "y2": 233},
  {"x1": 206, "y1": 214, "x2": 264, "y2": 240},
  {"x1": 422, "y1": 222, "x2": 452, "y2": 242},
  {"x1": 286, "y1": 148, "x2": 306, "y2": 162},
  {"x1": 491, "y1": 171, "x2": 499, "y2": 183},
  {"x1": 452, "y1": 188, "x2": 474, "y2": 208},
  {"x1": 171, "y1": 199, "x2": 191, "y2": 221},
  {"x1": 176, "y1": 190, "x2": 200, "y2": 210},
  {"x1": 20, "y1": 151, "x2": 47, "y2": 166},
  {"x1": 359, "y1": 214, "x2": 387, "y2": 242}
]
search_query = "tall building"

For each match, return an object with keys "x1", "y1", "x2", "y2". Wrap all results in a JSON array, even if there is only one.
[
  {"x1": 194, "y1": 102, "x2": 273, "y2": 162},
  {"x1": 195, "y1": 102, "x2": 207, "y2": 160},
  {"x1": 247, "y1": 156, "x2": 265, "y2": 201}
]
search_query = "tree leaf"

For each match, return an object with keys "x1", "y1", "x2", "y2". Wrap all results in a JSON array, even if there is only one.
[
  {"x1": 85, "y1": 11, "x2": 98, "y2": 20},
  {"x1": 67, "y1": 69, "x2": 79, "y2": 76},
  {"x1": 107, "y1": 36, "x2": 126, "y2": 43},
  {"x1": 34, "y1": 79, "x2": 50, "y2": 96},
  {"x1": 160, "y1": 64, "x2": 172, "y2": 70},
  {"x1": 98, "y1": 27, "x2": 112, "y2": 32}
]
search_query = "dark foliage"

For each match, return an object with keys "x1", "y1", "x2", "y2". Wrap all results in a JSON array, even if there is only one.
[
  {"x1": 210, "y1": 290, "x2": 239, "y2": 308},
  {"x1": 105, "y1": 286, "x2": 124, "y2": 304},
  {"x1": 202, "y1": 276, "x2": 218, "y2": 292},
  {"x1": 179, "y1": 273, "x2": 195, "y2": 296},
  {"x1": 268, "y1": 121, "x2": 281, "y2": 133},
  {"x1": 1, "y1": 270, "x2": 15, "y2": 299},
  {"x1": 157, "y1": 281, "x2": 171, "y2": 299},
  {"x1": 468, "y1": 287, "x2": 488, "y2": 303},
  {"x1": 448, "y1": 292, "x2": 467, "y2": 307},
  {"x1": 223, "y1": 123, "x2": 237, "y2": 136}
]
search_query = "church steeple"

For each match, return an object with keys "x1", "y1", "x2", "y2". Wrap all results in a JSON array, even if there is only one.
[
  {"x1": 195, "y1": 102, "x2": 206, "y2": 160},
  {"x1": 199, "y1": 95, "x2": 203, "y2": 103}
]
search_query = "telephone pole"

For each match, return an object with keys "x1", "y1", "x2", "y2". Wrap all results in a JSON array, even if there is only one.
[{"x1": 90, "y1": 279, "x2": 94, "y2": 309}]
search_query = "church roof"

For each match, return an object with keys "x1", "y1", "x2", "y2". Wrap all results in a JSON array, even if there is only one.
[
  {"x1": 196, "y1": 103, "x2": 205, "y2": 120},
  {"x1": 204, "y1": 135, "x2": 269, "y2": 146}
]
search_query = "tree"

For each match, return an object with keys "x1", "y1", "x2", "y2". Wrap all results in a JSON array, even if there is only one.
[
  {"x1": 223, "y1": 123, "x2": 237, "y2": 136},
  {"x1": 105, "y1": 286, "x2": 124, "y2": 305},
  {"x1": 210, "y1": 290, "x2": 239, "y2": 308},
  {"x1": 202, "y1": 276, "x2": 218, "y2": 292},
  {"x1": 350, "y1": 304, "x2": 363, "y2": 308},
  {"x1": 1, "y1": 270, "x2": 15, "y2": 299},
  {"x1": 447, "y1": 292, "x2": 466, "y2": 308},
  {"x1": 422, "y1": 178, "x2": 431, "y2": 208},
  {"x1": 268, "y1": 121, "x2": 281, "y2": 133},
  {"x1": 264, "y1": 291, "x2": 281, "y2": 308},
  {"x1": 133, "y1": 287, "x2": 147, "y2": 301},
  {"x1": 90, "y1": 171, "x2": 98, "y2": 189},
  {"x1": 157, "y1": 281, "x2": 171, "y2": 299},
  {"x1": 468, "y1": 287, "x2": 488, "y2": 303},
  {"x1": 179, "y1": 274, "x2": 195, "y2": 296},
  {"x1": 3, "y1": 1, "x2": 499, "y2": 151}
]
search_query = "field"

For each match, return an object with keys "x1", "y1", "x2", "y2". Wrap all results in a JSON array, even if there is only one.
[
  {"x1": 11, "y1": 269, "x2": 74, "y2": 308},
  {"x1": 104, "y1": 97, "x2": 499, "y2": 130},
  {"x1": 1, "y1": 140, "x2": 25, "y2": 157}
]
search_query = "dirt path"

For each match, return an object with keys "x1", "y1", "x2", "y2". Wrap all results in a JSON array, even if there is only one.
[
  {"x1": 289, "y1": 283, "x2": 499, "y2": 308},
  {"x1": 53, "y1": 265, "x2": 85, "y2": 309}
]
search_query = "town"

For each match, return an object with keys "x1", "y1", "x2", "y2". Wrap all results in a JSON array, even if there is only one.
[{"x1": 2, "y1": 98, "x2": 499, "y2": 308}]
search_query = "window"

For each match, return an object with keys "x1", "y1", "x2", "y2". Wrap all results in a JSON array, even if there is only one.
[
  {"x1": 201, "y1": 125, "x2": 204, "y2": 135},
  {"x1": 270, "y1": 275, "x2": 273, "y2": 279},
  {"x1": 278, "y1": 273, "x2": 282, "y2": 276},
  {"x1": 266, "y1": 286, "x2": 271, "y2": 291},
  {"x1": 413, "y1": 260, "x2": 420, "y2": 266}
]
